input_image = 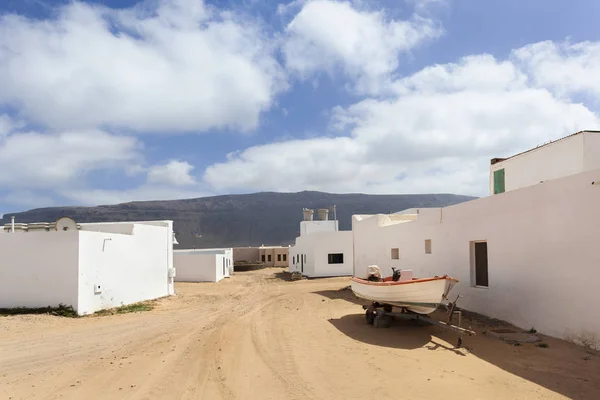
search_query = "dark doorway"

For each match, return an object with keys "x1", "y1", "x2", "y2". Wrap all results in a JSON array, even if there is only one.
[{"x1": 473, "y1": 241, "x2": 489, "y2": 287}]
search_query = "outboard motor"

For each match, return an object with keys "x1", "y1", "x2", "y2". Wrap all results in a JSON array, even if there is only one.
[
  {"x1": 367, "y1": 265, "x2": 382, "y2": 282},
  {"x1": 391, "y1": 267, "x2": 401, "y2": 282}
]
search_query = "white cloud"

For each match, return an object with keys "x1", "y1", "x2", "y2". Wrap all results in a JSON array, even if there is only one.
[
  {"x1": 0, "y1": 0, "x2": 286, "y2": 133},
  {"x1": 1, "y1": 190, "x2": 56, "y2": 209},
  {"x1": 147, "y1": 160, "x2": 196, "y2": 186},
  {"x1": 0, "y1": 128, "x2": 142, "y2": 189},
  {"x1": 0, "y1": 114, "x2": 24, "y2": 137},
  {"x1": 204, "y1": 41, "x2": 600, "y2": 196},
  {"x1": 513, "y1": 40, "x2": 600, "y2": 98},
  {"x1": 282, "y1": 0, "x2": 442, "y2": 95}
]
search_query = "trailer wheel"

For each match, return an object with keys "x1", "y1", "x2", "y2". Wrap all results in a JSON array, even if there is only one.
[
  {"x1": 373, "y1": 314, "x2": 392, "y2": 328},
  {"x1": 457, "y1": 337, "x2": 462, "y2": 348},
  {"x1": 365, "y1": 310, "x2": 375, "y2": 325}
]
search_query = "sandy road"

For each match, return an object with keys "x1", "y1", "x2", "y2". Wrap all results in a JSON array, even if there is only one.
[{"x1": 1, "y1": 268, "x2": 599, "y2": 400}]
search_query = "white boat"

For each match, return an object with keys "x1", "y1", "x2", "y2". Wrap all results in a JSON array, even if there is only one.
[{"x1": 350, "y1": 267, "x2": 458, "y2": 314}]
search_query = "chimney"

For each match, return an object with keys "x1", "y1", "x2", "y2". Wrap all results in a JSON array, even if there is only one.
[
  {"x1": 302, "y1": 208, "x2": 314, "y2": 221},
  {"x1": 317, "y1": 208, "x2": 329, "y2": 221},
  {"x1": 11, "y1": 216, "x2": 15, "y2": 233}
]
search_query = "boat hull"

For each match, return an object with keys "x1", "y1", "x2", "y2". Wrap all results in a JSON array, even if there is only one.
[{"x1": 350, "y1": 276, "x2": 458, "y2": 314}]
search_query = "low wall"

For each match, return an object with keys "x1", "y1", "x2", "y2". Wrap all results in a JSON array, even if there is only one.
[
  {"x1": 174, "y1": 252, "x2": 221, "y2": 282},
  {"x1": 233, "y1": 247, "x2": 260, "y2": 262},
  {"x1": 0, "y1": 231, "x2": 80, "y2": 310}
]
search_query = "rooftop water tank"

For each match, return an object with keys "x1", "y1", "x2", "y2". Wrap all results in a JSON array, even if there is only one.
[
  {"x1": 317, "y1": 208, "x2": 329, "y2": 221},
  {"x1": 303, "y1": 208, "x2": 314, "y2": 221}
]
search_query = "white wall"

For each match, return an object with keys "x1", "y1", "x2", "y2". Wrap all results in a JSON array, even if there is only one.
[
  {"x1": 82, "y1": 220, "x2": 175, "y2": 295},
  {"x1": 290, "y1": 231, "x2": 353, "y2": 277},
  {"x1": 0, "y1": 231, "x2": 80, "y2": 309},
  {"x1": 176, "y1": 248, "x2": 233, "y2": 280},
  {"x1": 300, "y1": 220, "x2": 338, "y2": 236},
  {"x1": 583, "y1": 131, "x2": 600, "y2": 171},
  {"x1": 174, "y1": 252, "x2": 221, "y2": 282},
  {"x1": 77, "y1": 223, "x2": 171, "y2": 315},
  {"x1": 490, "y1": 133, "x2": 585, "y2": 195},
  {"x1": 354, "y1": 168, "x2": 600, "y2": 348}
]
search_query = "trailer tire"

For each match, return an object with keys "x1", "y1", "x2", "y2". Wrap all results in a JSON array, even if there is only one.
[
  {"x1": 373, "y1": 314, "x2": 392, "y2": 328},
  {"x1": 365, "y1": 310, "x2": 375, "y2": 325}
]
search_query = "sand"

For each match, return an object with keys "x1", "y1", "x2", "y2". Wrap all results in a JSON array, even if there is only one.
[{"x1": 1, "y1": 268, "x2": 598, "y2": 400}]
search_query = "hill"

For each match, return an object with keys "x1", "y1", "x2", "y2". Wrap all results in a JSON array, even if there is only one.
[{"x1": 0, "y1": 191, "x2": 476, "y2": 249}]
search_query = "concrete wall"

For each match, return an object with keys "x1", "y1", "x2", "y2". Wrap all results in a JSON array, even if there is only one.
[
  {"x1": 0, "y1": 231, "x2": 80, "y2": 309},
  {"x1": 490, "y1": 133, "x2": 586, "y2": 195},
  {"x1": 353, "y1": 168, "x2": 600, "y2": 348},
  {"x1": 583, "y1": 131, "x2": 600, "y2": 171},
  {"x1": 82, "y1": 220, "x2": 175, "y2": 295},
  {"x1": 174, "y1": 252, "x2": 220, "y2": 282},
  {"x1": 290, "y1": 231, "x2": 353, "y2": 277},
  {"x1": 300, "y1": 220, "x2": 338, "y2": 236},
  {"x1": 174, "y1": 248, "x2": 232, "y2": 282},
  {"x1": 77, "y1": 223, "x2": 171, "y2": 315},
  {"x1": 233, "y1": 247, "x2": 260, "y2": 263}
]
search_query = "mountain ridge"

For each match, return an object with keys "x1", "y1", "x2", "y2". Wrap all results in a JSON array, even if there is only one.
[{"x1": 1, "y1": 191, "x2": 476, "y2": 248}]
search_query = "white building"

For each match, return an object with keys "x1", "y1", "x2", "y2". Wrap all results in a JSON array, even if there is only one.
[
  {"x1": 489, "y1": 130, "x2": 600, "y2": 195},
  {"x1": 352, "y1": 131, "x2": 600, "y2": 349},
  {"x1": 173, "y1": 248, "x2": 233, "y2": 282},
  {"x1": 289, "y1": 208, "x2": 353, "y2": 277},
  {"x1": 0, "y1": 220, "x2": 176, "y2": 315}
]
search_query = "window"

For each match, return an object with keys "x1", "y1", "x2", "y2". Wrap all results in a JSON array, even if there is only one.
[
  {"x1": 391, "y1": 248, "x2": 399, "y2": 259},
  {"x1": 283, "y1": 254, "x2": 287, "y2": 262},
  {"x1": 425, "y1": 239, "x2": 432, "y2": 254},
  {"x1": 268, "y1": 254, "x2": 272, "y2": 262},
  {"x1": 292, "y1": 256, "x2": 295, "y2": 264},
  {"x1": 471, "y1": 241, "x2": 489, "y2": 287},
  {"x1": 277, "y1": 254, "x2": 281, "y2": 262},
  {"x1": 261, "y1": 254, "x2": 265, "y2": 262},
  {"x1": 328, "y1": 253, "x2": 344, "y2": 264},
  {"x1": 493, "y1": 168, "x2": 505, "y2": 194}
]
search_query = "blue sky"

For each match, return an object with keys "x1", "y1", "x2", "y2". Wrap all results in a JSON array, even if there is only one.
[{"x1": 1, "y1": 0, "x2": 600, "y2": 216}]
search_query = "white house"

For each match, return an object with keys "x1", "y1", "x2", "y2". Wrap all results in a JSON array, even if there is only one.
[
  {"x1": 489, "y1": 130, "x2": 600, "y2": 195},
  {"x1": 0, "y1": 220, "x2": 176, "y2": 315},
  {"x1": 173, "y1": 248, "x2": 233, "y2": 282},
  {"x1": 352, "y1": 131, "x2": 600, "y2": 349},
  {"x1": 289, "y1": 208, "x2": 353, "y2": 277}
]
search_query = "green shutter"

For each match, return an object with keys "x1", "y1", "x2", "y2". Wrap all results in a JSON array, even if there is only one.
[{"x1": 493, "y1": 168, "x2": 505, "y2": 194}]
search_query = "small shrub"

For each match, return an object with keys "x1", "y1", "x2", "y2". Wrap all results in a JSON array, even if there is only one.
[
  {"x1": 529, "y1": 327, "x2": 537, "y2": 334},
  {"x1": 0, "y1": 304, "x2": 78, "y2": 318},
  {"x1": 537, "y1": 342, "x2": 549, "y2": 348},
  {"x1": 94, "y1": 301, "x2": 155, "y2": 316}
]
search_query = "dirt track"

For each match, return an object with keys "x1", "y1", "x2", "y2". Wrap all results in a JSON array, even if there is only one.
[{"x1": 1, "y1": 268, "x2": 599, "y2": 400}]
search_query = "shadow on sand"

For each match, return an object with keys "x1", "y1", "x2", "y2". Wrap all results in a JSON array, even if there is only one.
[
  {"x1": 313, "y1": 289, "x2": 600, "y2": 399},
  {"x1": 312, "y1": 288, "x2": 364, "y2": 305},
  {"x1": 328, "y1": 313, "x2": 466, "y2": 354}
]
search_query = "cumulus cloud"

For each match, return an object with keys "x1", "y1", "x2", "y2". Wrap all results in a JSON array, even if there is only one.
[
  {"x1": 0, "y1": 0, "x2": 286, "y2": 133},
  {"x1": 0, "y1": 114, "x2": 24, "y2": 137},
  {"x1": 513, "y1": 40, "x2": 600, "y2": 98},
  {"x1": 0, "y1": 127, "x2": 142, "y2": 188},
  {"x1": 147, "y1": 160, "x2": 196, "y2": 186},
  {"x1": 282, "y1": 0, "x2": 442, "y2": 95},
  {"x1": 1, "y1": 190, "x2": 56, "y2": 209},
  {"x1": 204, "y1": 41, "x2": 600, "y2": 196}
]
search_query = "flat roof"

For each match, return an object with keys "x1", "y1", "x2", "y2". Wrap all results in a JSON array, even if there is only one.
[{"x1": 490, "y1": 130, "x2": 600, "y2": 165}]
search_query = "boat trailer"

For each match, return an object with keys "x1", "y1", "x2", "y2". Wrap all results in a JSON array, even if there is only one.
[{"x1": 362, "y1": 296, "x2": 476, "y2": 348}]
